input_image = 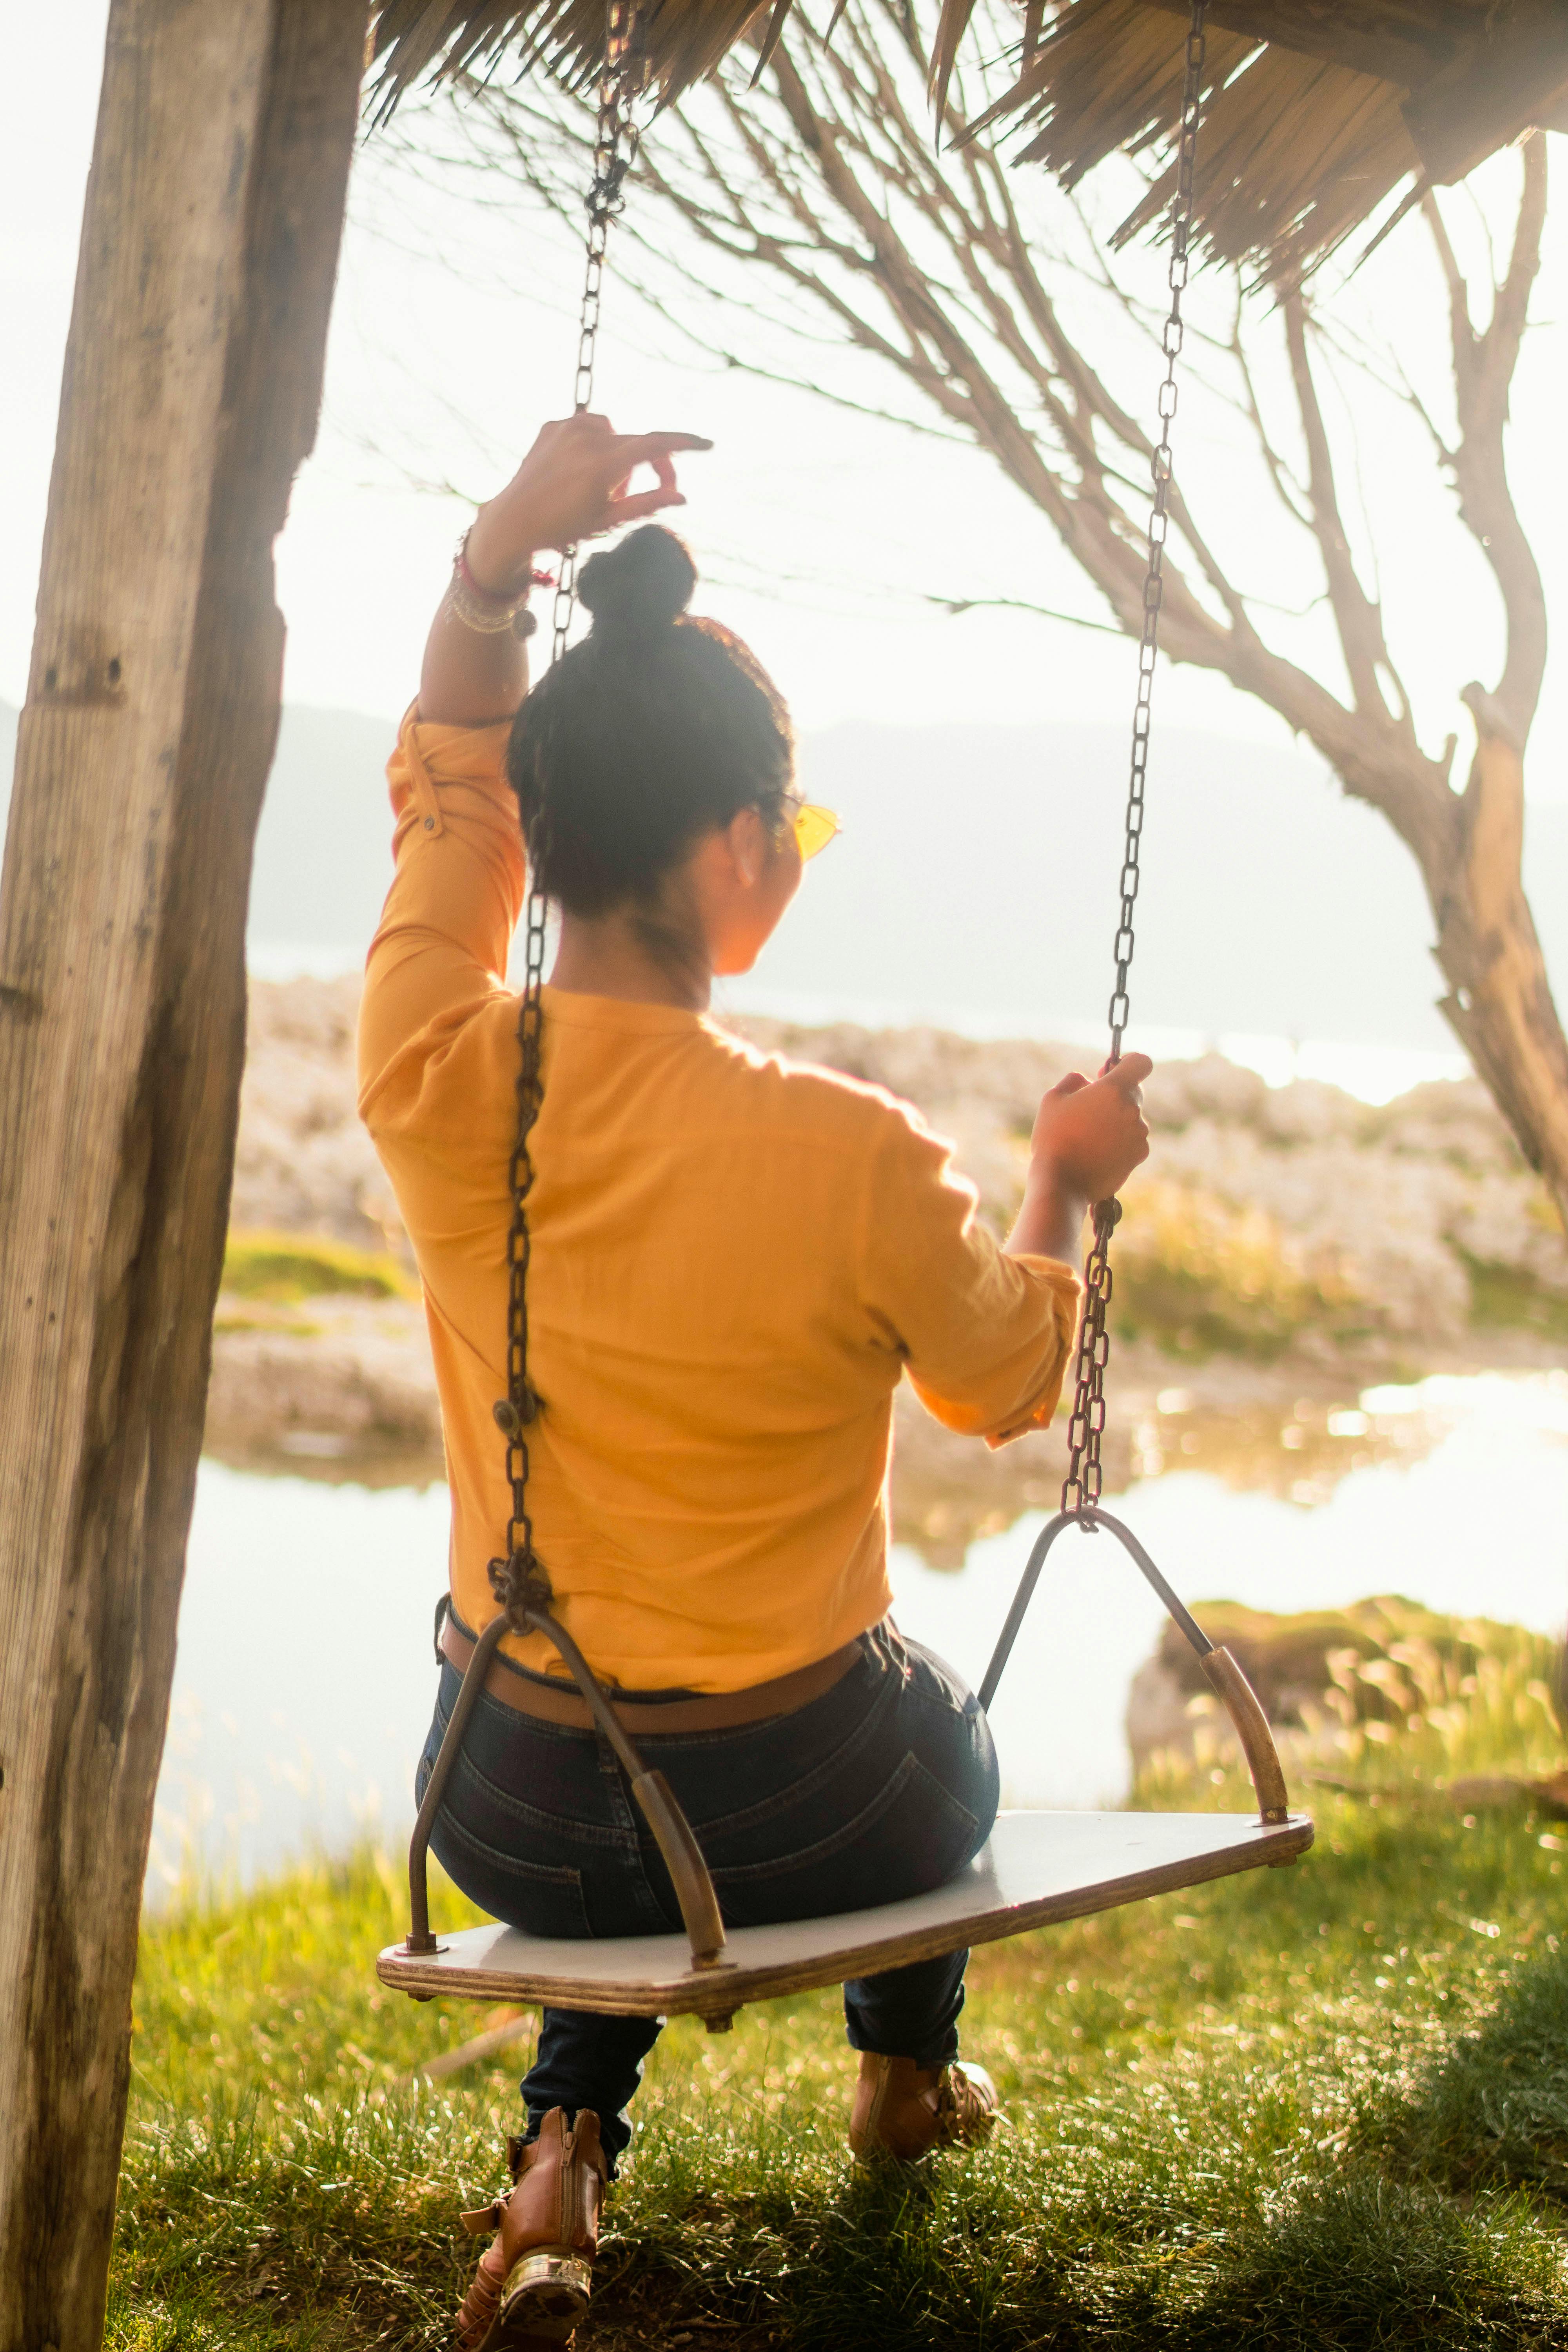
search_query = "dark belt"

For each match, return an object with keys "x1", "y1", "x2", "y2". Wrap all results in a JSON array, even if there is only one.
[{"x1": 439, "y1": 1612, "x2": 865, "y2": 1734}]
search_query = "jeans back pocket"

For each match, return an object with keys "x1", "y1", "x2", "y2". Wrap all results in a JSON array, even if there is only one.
[
  {"x1": 710, "y1": 1752, "x2": 980, "y2": 1929},
  {"x1": 432, "y1": 1809, "x2": 596, "y2": 1940}
]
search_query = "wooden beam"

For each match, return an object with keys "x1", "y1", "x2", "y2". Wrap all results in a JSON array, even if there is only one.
[
  {"x1": 0, "y1": 3, "x2": 367, "y2": 2346},
  {"x1": 1140, "y1": 0, "x2": 1474, "y2": 91},
  {"x1": 1140, "y1": 0, "x2": 1568, "y2": 190},
  {"x1": 1403, "y1": 1, "x2": 1568, "y2": 183}
]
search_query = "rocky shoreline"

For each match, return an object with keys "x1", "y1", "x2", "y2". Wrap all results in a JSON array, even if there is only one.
[{"x1": 212, "y1": 977, "x2": 1568, "y2": 1557}]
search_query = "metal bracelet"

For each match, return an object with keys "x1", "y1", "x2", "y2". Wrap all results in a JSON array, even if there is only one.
[{"x1": 446, "y1": 568, "x2": 535, "y2": 637}]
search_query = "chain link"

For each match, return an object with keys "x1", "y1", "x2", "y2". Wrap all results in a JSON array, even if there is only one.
[
  {"x1": 1060, "y1": 0, "x2": 1206, "y2": 1521},
  {"x1": 548, "y1": 0, "x2": 650, "y2": 675},
  {"x1": 490, "y1": 0, "x2": 648, "y2": 1629}
]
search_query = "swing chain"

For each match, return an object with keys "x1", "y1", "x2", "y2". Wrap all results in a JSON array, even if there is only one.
[
  {"x1": 549, "y1": 0, "x2": 650, "y2": 675},
  {"x1": 491, "y1": 0, "x2": 647, "y2": 1632},
  {"x1": 1106, "y1": 0, "x2": 1205, "y2": 1061},
  {"x1": 1059, "y1": 1195, "x2": 1120, "y2": 1518},
  {"x1": 1061, "y1": 0, "x2": 1206, "y2": 1524}
]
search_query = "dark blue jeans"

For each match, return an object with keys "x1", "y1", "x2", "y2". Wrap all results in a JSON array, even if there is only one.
[{"x1": 416, "y1": 1620, "x2": 999, "y2": 2168}]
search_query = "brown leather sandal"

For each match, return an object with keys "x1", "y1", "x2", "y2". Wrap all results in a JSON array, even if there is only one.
[
  {"x1": 454, "y1": 2109, "x2": 608, "y2": 2350},
  {"x1": 849, "y1": 2053, "x2": 1000, "y2": 2164}
]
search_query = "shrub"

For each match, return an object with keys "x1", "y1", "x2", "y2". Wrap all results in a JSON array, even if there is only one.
[
  {"x1": 221, "y1": 1230, "x2": 416, "y2": 1305},
  {"x1": 1112, "y1": 1178, "x2": 1364, "y2": 1361}
]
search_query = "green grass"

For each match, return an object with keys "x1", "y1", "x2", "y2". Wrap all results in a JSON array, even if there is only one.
[
  {"x1": 1107, "y1": 1179, "x2": 1375, "y2": 1363},
  {"x1": 1463, "y1": 1254, "x2": 1568, "y2": 1346},
  {"x1": 1138, "y1": 1597, "x2": 1566, "y2": 1806},
  {"x1": 115, "y1": 1759, "x2": 1568, "y2": 2349},
  {"x1": 220, "y1": 1230, "x2": 416, "y2": 1307},
  {"x1": 1095, "y1": 1183, "x2": 1568, "y2": 1365}
]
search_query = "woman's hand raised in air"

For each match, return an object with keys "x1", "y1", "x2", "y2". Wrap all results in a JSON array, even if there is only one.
[
  {"x1": 464, "y1": 413, "x2": 714, "y2": 597},
  {"x1": 1005, "y1": 1055, "x2": 1153, "y2": 1268},
  {"x1": 419, "y1": 414, "x2": 713, "y2": 728}
]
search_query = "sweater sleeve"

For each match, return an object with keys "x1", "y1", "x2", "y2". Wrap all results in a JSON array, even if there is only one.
[
  {"x1": 858, "y1": 1101, "x2": 1081, "y2": 1447},
  {"x1": 356, "y1": 705, "x2": 524, "y2": 1159}
]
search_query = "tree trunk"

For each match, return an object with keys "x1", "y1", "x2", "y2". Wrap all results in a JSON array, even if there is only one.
[
  {"x1": 1430, "y1": 709, "x2": 1568, "y2": 1229},
  {"x1": 0, "y1": 4, "x2": 365, "y2": 2346}
]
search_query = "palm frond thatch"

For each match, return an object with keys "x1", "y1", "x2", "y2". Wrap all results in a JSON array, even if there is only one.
[
  {"x1": 367, "y1": 0, "x2": 1568, "y2": 278},
  {"x1": 367, "y1": 0, "x2": 775, "y2": 119},
  {"x1": 953, "y1": 0, "x2": 1421, "y2": 280}
]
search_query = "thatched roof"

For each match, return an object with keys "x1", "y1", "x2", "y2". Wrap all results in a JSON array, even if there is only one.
[
  {"x1": 369, "y1": 0, "x2": 1568, "y2": 278},
  {"x1": 956, "y1": 0, "x2": 1568, "y2": 279}
]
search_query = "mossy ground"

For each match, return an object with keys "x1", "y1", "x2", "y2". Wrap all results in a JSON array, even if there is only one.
[
  {"x1": 220, "y1": 1231, "x2": 416, "y2": 1308},
  {"x1": 1098, "y1": 1181, "x2": 1568, "y2": 1365},
  {"x1": 116, "y1": 1753, "x2": 1568, "y2": 2350},
  {"x1": 213, "y1": 1215, "x2": 1568, "y2": 1366},
  {"x1": 1463, "y1": 1255, "x2": 1568, "y2": 1347}
]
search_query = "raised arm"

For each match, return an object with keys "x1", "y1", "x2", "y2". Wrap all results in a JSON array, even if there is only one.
[{"x1": 419, "y1": 412, "x2": 714, "y2": 728}]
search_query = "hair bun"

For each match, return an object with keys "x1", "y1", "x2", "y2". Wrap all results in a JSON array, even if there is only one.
[{"x1": 578, "y1": 526, "x2": 696, "y2": 641}]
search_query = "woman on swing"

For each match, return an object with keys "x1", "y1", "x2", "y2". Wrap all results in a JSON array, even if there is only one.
[{"x1": 359, "y1": 412, "x2": 1152, "y2": 2350}]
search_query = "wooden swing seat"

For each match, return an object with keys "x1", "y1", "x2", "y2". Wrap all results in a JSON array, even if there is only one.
[
  {"x1": 385, "y1": 1511, "x2": 1311, "y2": 2026},
  {"x1": 379, "y1": 1802, "x2": 1311, "y2": 2026}
]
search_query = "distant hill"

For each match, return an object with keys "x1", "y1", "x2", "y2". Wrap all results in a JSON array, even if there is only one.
[
  {"x1": 763, "y1": 720, "x2": 1568, "y2": 1051},
  {"x1": 3, "y1": 699, "x2": 1564, "y2": 1049}
]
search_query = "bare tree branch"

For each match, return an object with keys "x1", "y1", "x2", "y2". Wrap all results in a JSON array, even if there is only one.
[
  {"x1": 1229, "y1": 307, "x2": 1310, "y2": 532},
  {"x1": 1423, "y1": 135, "x2": 1549, "y2": 749},
  {"x1": 390, "y1": 2, "x2": 1568, "y2": 1218},
  {"x1": 924, "y1": 592, "x2": 1122, "y2": 630},
  {"x1": 1280, "y1": 291, "x2": 1395, "y2": 722}
]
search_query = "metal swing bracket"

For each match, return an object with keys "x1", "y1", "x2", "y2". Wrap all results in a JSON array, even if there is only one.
[
  {"x1": 403, "y1": 1606, "x2": 731, "y2": 1975},
  {"x1": 978, "y1": 1504, "x2": 1292, "y2": 1831}
]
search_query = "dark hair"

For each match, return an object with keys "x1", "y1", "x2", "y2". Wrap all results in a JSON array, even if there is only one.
[{"x1": 506, "y1": 526, "x2": 795, "y2": 917}]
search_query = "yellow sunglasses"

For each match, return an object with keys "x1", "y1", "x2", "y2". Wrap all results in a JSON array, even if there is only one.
[{"x1": 791, "y1": 802, "x2": 842, "y2": 860}]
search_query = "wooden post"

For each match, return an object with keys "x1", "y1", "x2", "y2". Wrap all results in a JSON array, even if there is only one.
[{"x1": 0, "y1": 3, "x2": 367, "y2": 2344}]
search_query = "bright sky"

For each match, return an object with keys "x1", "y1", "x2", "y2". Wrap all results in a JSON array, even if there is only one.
[{"x1": 2, "y1": 9, "x2": 1564, "y2": 796}]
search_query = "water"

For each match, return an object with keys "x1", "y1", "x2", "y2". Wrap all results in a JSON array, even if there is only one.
[
  {"x1": 151, "y1": 1474, "x2": 451, "y2": 1897},
  {"x1": 152, "y1": 1372, "x2": 1568, "y2": 1895},
  {"x1": 246, "y1": 943, "x2": 1467, "y2": 1108},
  {"x1": 714, "y1": 986, "x2": 1471, "y2": 1108}
]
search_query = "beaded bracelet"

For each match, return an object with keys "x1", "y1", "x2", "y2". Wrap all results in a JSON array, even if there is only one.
[{"x1": 447, "y1": 533, "x2": 557, "y2": 639}]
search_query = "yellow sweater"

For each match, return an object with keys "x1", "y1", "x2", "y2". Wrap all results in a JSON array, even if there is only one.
[{"x1": 358, "y1": 710, "x2": 1080, "y2": 1690}]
